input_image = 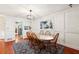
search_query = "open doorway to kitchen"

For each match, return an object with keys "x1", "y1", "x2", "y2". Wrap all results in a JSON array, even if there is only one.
[{"x1": 15, "y1": 22, "x2": 23, "y2": 42}]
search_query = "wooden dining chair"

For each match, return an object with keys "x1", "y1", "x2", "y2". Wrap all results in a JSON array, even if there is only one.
[
  {"x1": 50, "y1": 33, "x2": 59, "y2": 53},
  {"x1": 39, "y1": 30, "x2": 44, "y2": 35},
  {"x1": 26, "y1": 32, "x2": 32, "y2": 40},
  {"x1": 45, "y1": 31, "x2": 51, "y2": 35},
  {"x1": 32, "y1": 33, "x2": 45, "y2": 46},
  {"x1": 27, "y1": 32, "x2": 46, "y2": 53},
  {"x1": 31, "y1": 33, "x2": 38, "y2": 40}
]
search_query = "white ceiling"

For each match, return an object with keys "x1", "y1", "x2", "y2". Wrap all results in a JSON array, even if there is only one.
[{"x1": 0, "y1": 4, "x2": 78, "y2": 19}]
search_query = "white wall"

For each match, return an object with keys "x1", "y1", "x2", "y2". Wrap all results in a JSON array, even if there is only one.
[
  {"x1": 6, "y1": 17, "x2": 31, "y2": 39},
  {"x1": 53, "y1": 12, "x2": 65, "y2": 45},
  {"x1": 31, "y1": 6, "x2": 79, "y2": 50},
  {"x1": 22, "y1": 20, "x2": 31, "y2": 37},
  {"x1": 65, "y1": 7, "x2": 79, "y2": 49},
  {"x1": 31, "y1": 16, "x2": 55, "y2": 34},
  {"x1": 5, "y1": 16, "x2": 15, "y2": 41},
  {"x1": 0, "y1": 15, "x2": 5, "y2": 39},
  {"x1": 0, "y1": 15, "x2": 31, "y2": 41}
]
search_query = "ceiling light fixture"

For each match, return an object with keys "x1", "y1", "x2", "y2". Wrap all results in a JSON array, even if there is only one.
[
  {"x1": 26, "y1": 9, "x2": 34, "y2": 20},
  {"x1": 68, "y1": 4, "x2": 72, "y2": 8}
]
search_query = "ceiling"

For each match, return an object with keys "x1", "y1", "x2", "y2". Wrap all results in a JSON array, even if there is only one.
[{"x1": 0, "y1": 4, "x2": 78, "y2": 19}]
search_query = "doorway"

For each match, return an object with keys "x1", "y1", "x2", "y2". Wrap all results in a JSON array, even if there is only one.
[{"x1": 15, "y1": 22, "x2": 23, "y2": 36}]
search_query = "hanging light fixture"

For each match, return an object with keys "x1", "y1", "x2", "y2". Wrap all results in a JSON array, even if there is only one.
[
  {"x1": 68, "y1": 4, "x2": 72, "y2": 8},
  {"x1": 26, "y1": 9, "x2": 34, "y2": 20}
]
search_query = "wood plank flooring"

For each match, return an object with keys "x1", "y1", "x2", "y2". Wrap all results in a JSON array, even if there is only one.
[
  {"x1": 64, "y1": 46, "x2": 79, "y2": 54},
  {"x1": 0, "y1": 40, "x2": 5, "y2": 54}
]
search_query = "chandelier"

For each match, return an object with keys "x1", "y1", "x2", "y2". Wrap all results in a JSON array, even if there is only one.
[{"x1": 26, "y1": 9, "x2": 35, "y2": 20}]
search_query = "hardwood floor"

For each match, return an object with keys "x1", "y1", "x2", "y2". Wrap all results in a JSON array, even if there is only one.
[
  {"x1": 64, "y1": 46, "x2": 79, "y2": 54},
  {"x1": 0, "y1": 40, "x2": 79, "y2": 54},
  {"x1": 5, "y1": 41, "x2": 14, "y2": 54},
  {"x1": 0, "y1": 40, "x2": 5, "y2": 54}
]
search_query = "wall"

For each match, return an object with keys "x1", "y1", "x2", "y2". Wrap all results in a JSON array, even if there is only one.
[
  {"x1": 5, "y1": 16, "x2": 31, "y2": 40},
  {"x1": 0, "y1": 15, "x2": 5, "y2": 39},
  {"x1": 31, "y1": 6, "x2": 79, "y2": 50},
  {"x1": 65, "y1": 7, "x2": 79, "y2": 50},
  {"x1": 22, "y1": 20, "x2": 31, "y2": 37},
  {"x1": 5, "y1": 16, "x2": 15, "y2": 41},
  {"x1": 0, "y1": 15, "x2": 31, "y2": 41}
]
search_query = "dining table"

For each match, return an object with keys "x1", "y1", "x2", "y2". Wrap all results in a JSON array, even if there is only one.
[
  {"x1": 37, "y1": 34, "x2": 54, "y2": 47},
  {"x1": 23, "y1": 34, "x2": 54, "y2": 40},
  {"x1": 37, "y1": 35, "x2": 54, "y2": 40}
]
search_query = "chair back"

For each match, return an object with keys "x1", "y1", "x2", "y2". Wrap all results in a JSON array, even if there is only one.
[
  {"x1": 45, "y1": 31, "x2": 51, "y2": 35},
  {"x1": 30, "y1": 32, "x2": 42, "y2": 46},
  {"x1": 51, "y1": 33, "x2": 59, "y2": 44},
  {"x1": 39, "y1": 30, "x2": 44, "y2": 35},
  {"x1": 31, "y1": 33, "x2": 38, "y2": 39},
  {"x1": 26, "y1": 32, "x2": 32, "y2": 41},
  {"x1": 27, "y1": 32, "x2": 46, "y2": 52}
]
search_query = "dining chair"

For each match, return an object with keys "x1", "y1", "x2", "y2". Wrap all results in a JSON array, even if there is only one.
[
  {"x1": 27, "y1": 32, "x2": 46, "y2": 53},
  {"x1": 50, "y1": 33, "x2": 59, "y2": 53},
  {"x1": 31, "y1": 33, "x2": 38, "y2": 39},
  {"x1": 45, "y1": 31, "x2": 51, "y2": 35},
  {"x1": 26, "y1": 32, "x2": 32, "y2": 41},
  {"x1": 39, "y1": 30, "x2": 44, "y2": 35}
]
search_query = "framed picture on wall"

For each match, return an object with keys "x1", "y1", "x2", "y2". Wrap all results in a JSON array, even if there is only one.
[
  {"x1": 24, "y1": 26, "x2": 31, "y2": 30},
  {"x1": 40, "y1": 20, "x2": 53, "y2": 29},
  {"x1": 24, "y1": 26, "x2": 28, "y2": 30}
]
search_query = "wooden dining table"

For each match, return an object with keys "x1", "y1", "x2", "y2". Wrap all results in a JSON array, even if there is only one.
[
  {"x1": 37, "y1": 35, "x2": 54, "y2": 40},
  {"x1": 37, "y1": 34, "x2": 54, "y2": 47},
  {"x1": 23, "y1": 34, "x2": 54, "y2": 40}
]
